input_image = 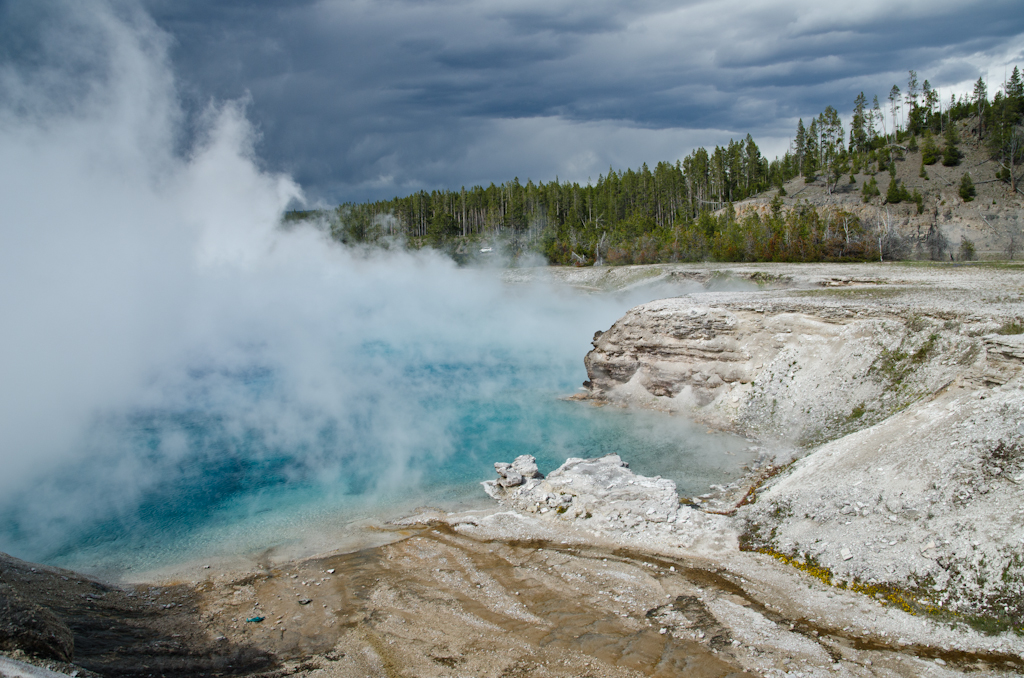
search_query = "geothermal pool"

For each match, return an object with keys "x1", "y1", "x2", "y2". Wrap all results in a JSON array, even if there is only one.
[
  {"x1": 0, "y1": 10, "x2": 757, "y2": 580},
  {"x1": 0, "y1": 273, "x2": 756, "y2": 577}
]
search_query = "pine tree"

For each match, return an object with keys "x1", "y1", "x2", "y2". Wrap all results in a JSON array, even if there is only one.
[
  {"x1": 1008, "y1": 66, "x2": 1023, "y2": 118},
  {"x1": 794, "y1": 119, "x2": 806, "y2": 175},
  {"x1": 851, "y1": 92, "x2": 868, "y2": 153},
  {"x1": 907, "y1": 70, "x2": 920, "y2": 132},
  {"x1": 819, "y1": 106, "x2": 845, "y2": 194},
  {"x1": 973, "y1": 77, "x2": 988, "y2": 140},
  {"x1": 888, "y1": 85, "x2": 902, "y2": 140},
  {"x1": 923, "y1": 80, "x2": 938, "y2": 116},
  {"x1": 861, "y1": 176, "x2": 880, "y2": 202},
  {"x1": 921, "y1": 130, "x2": 940, "y2": 165},
  {"x1": 886, "y1": 176, "x2": 909, "y2": 205},
  {"x1": 804, "y1": 118, "x2": 819, "y2": 181},
  {"x1": 959, "y1": 236, "x2": 976, "y2": 261},
  {"x1": 942, "y1": 123, "x2": 961, "y2": 166},
  {"x1": 959, "y1": 173, "x2": 976, "y2": 202}
]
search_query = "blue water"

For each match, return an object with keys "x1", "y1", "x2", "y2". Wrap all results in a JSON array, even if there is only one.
[{"x1": 0, "y1": 280, "x2": 755, "y2": 575}]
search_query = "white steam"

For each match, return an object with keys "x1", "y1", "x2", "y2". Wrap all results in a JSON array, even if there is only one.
[{"x1": 0, "y1": 1, "x2": 744, "y2": 568}]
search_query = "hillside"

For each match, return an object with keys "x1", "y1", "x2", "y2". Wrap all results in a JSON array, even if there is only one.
[
  {"x1": 739, "y1": 117, "x2": 1024, "y2": 259},
  {"x1": 311, "y1": 67, "x2": 1024, "y2": 265}
]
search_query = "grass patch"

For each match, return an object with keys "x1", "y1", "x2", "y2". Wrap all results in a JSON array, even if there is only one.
[
  {"x1": 746, "y1": 545, "x2": 1024, "y2": 636},
  {"x1": 794, "y1": 287, "x2": 902, "y2": 299},
  {"x1": 996, "y1": 320, "x2": 1024, "y2": 335},
  {"x1": 911, "y1": 333, "x2": 939, "y2": 363},
  {"x1": 906, "y1": 314, "x2": 928, "y2": 332},
  {"x1": 964, "y1": 613, "x2": 1020, "y2": 636},
  {"x1": 871, "y1": 345, "x2": 911, "y2": 385}
]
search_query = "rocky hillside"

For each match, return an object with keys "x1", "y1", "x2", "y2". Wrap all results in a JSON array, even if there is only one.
[{"x1": 737, "y1": 119, "x2": 1024, "y2": 259}]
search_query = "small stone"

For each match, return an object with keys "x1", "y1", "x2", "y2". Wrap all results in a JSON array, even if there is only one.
[
  {"x1": 498, "y1": 470, "x2": 524, "y2": 488},
  {"x1": 935, "y1": 658, "x2": 947, "y2": 666},
  {"x1": 327, "y1": 569, "x2": 335, "y2": 574},
  {"x1": 298, "y1": 599, "x2": 312, "y2": 605},
  {"x1": 840, "y1": 548, "x2": 853, "y2": 561}
]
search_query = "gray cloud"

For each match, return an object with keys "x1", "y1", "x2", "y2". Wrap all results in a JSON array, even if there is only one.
[
  {"x1": 8, "y1": 0, "x2": 1014, "y2": 202},
  {"x1": 129, "y1": 0, "x2": 1024, "y2": 203}
]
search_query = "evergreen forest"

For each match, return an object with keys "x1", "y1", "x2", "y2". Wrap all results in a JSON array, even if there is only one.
[{"x1": 289, "y1": 67, "x2": 1024, "y2": 265}]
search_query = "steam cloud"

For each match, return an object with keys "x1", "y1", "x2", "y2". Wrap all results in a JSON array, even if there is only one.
[{"x1": 3, "y1": 1, "x2": 703, "y2": 568}]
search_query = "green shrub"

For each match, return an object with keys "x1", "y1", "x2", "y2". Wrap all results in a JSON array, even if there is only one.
[
  {"x1": 942, "y1": 143, "x2": 962, "y2": 166},
  {"x1": 942, "y1": 126, "x2": 961, "y2": 167},
  {"x1": 959, "y1": 173, "x2": 976, "y2": 202},
  {"x1": 921, "y1": 132, "x2": 940, "y2": 165},
  {"x1": 912, "y1": 189, "x2": 924, "y2": 214},
  {"x1": 861, "y1": 177, "x2": 880, "y2": 202},
  {"x1": 912, "y1": 334, "x2": 939, "y2": 363},
  {"x1": 959, "y1": 236, "x2": 976, "y2": 261},
  {"x1": 886, "y1": 178, "x2": 911, "y2": 204}
]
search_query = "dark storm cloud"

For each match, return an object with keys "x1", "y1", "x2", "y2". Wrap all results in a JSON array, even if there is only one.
[{"x1": 139, "y1": 0, "x2": 1024, "y2": 203}]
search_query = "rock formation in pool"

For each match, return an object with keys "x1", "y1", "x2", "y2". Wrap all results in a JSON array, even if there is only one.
[{"x1": 483, "y1": 454, "x2": 734, "y2": 549}]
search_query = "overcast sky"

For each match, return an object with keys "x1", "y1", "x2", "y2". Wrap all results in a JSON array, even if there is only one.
[{"x1": 33, "y1": 1, "x2": 1024, "y2": 204}]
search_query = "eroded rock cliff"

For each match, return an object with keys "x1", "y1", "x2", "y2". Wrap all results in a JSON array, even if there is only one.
[{"x1": 584, "y1": 298, "x2": 1019, "y2": 446}]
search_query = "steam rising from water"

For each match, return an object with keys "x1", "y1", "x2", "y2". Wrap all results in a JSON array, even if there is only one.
[{"x1": 0, "y1": 1, "x2": 753, "y2": 571}]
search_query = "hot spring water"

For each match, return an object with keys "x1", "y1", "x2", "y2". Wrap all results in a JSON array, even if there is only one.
[{"x1": 0, "y1": 279, "x2": 756, "y2": 575}]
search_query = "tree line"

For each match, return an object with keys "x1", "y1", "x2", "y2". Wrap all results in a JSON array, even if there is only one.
[{"x1": 292, "y1": 66, "x2": 1023, "y2": 264}]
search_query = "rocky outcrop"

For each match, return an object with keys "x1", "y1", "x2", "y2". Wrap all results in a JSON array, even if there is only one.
[
  {"x1": 491, "y1": 455, "x2": 544, "y2": 488},
  {"x1": 583, "y1": 298, "x2": 1019, "y2": 446},
  {"x1": 584, "y1": 304, "x2": 752, "y2": 401},
  {"x1": 580, "y1": 286, "x2": 1024, "y2": 624},
  {"x1": 483, "y1": 454, "x2": 731, "y2": 548},
  {"x1": 484, "y1": 454, "x2": 677, "y2": 521}
]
